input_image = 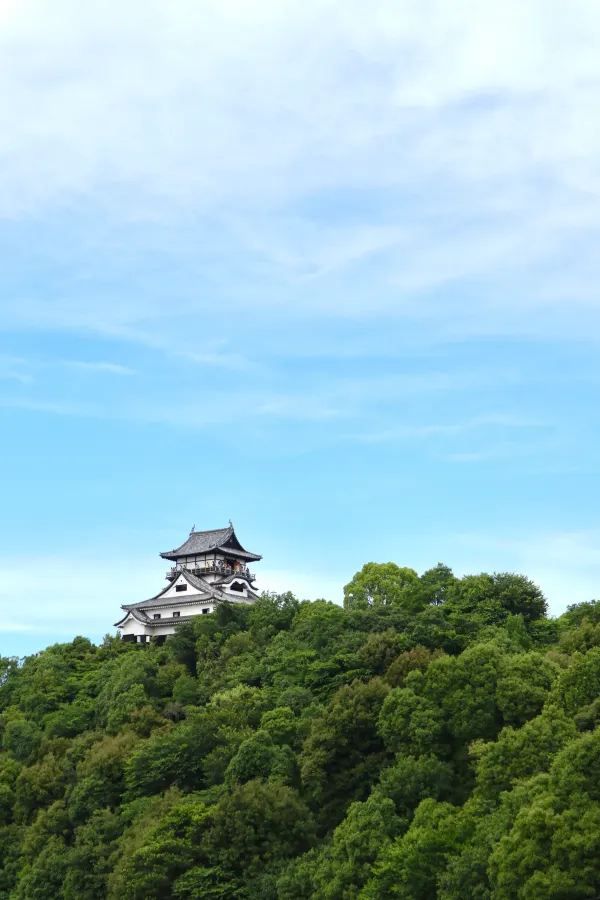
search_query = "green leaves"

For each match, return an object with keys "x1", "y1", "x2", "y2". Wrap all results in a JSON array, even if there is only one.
[
  {"x1": 0, "y1": 568, "x2": 598, "y2": 897},
  {"x1": 550, "y1": 646, "x2": 600, "y2": 715},
  {"x1": 300, "y1": 678, "x2": 390, "y2": 829},
  {"x1": 378, "y1": 688, "x2": 444, "y2": 756},
  {"x1": 124, "y1": 719, "x2": 211, "y2": 798},
  {"x1": 224, "y1": 730, "x2": 296, "y2": 786},
  {"x1": 362, "y1": 799, "x2": 461, "y2": 899},
  {"x1": 1, "y1": 714, "x2": 42, "y2": 764},
  {"x1": 344, "y1": 563, "x2": 421, "y2": 611}
]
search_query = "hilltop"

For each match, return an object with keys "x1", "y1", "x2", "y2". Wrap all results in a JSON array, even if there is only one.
[{"x1": 1, "y1": 562, "x2": 599, "y2": 898}]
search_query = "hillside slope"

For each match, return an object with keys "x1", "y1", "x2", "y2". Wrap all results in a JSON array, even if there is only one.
[{"x1": 1, "y1": 562, "x2": 599, "y2": 898}]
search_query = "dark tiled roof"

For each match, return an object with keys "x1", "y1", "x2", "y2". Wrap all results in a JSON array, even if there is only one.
[
  {"x1": 162, "y1": 526, "x2": 231, "y2": 557},
  {"x1": 114, "y1": 608, "x2": 150, "y2": 626},
  {"x1": 214, "y1": 572, "x2": 259, "y2": 598},
  {"x1": 114, "y1": 610, "x2": 196, "y2": 627},
  {"x1": 121, "y1": 569, "x2": 223, "y2": 611},
  {"x1": 147, "y1": 615, "x2": 195, "y2": 627},
  {"x1": 182, "y1": 570, "x2": 219, "y2": 592},
  {"x1": 123, "y1": 593, "x2": 215, "y2": 611},
  {"x1": 160, "y1": 525, "x2": 262, "y2": 562}
]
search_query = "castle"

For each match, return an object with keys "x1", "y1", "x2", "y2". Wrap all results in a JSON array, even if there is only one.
[{"x1": 114, "y1": 523, "x2": 262, "y2": 642}]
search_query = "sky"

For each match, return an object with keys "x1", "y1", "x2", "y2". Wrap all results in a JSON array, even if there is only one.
[{"x1": 2, "y1": 0, "x2": 600, "y2": 656}]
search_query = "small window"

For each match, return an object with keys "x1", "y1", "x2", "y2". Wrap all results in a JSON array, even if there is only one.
[
  {"x1": 172, "y1": 611, "x2": 180, "y2": 618},
  {"x1": 153, "y1": 613, "x2": 161, "y2": 620},
  {"x1": 176, "y1": 584, "x2": 187, "y2": 592},
  {"x1": 202, "y1": 608, "x2": 209, "y2": 614}
]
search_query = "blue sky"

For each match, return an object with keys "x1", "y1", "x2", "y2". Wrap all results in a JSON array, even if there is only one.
[{"x1": 2, "y1": 0, "x2": 600, "y2": 655}]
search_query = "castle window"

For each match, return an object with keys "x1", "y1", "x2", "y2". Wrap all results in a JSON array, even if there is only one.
[
  {"x1": 153, "y1": 613, "x2": 161, "y2": 620},
  {"x1": 176, "y1": 584, "x2": 187, "y2": 592},
  {"x1": 172, "y1": 611, "x2": 180, "y2": 618},
  {"x1": 202, "y1": 608, "x2": 209, "y2": 614}
]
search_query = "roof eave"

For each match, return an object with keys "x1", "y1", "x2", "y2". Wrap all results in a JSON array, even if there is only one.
[
  {"x1": 122, "y1": 595, "x2": 215, "y2": 612},
  {"x1": 115, "y1": 609, "x2": 149, "y2": 627},
  {"x1": 161, "y1": 546, "x2": 262, "y2": 562}
]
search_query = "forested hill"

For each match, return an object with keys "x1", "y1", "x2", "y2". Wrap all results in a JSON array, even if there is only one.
[{"x1": 1, "y1": 563, "x2": 600, "y2": 899}]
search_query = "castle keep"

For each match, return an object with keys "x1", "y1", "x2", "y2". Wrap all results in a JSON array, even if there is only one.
[{"x1": 115, "y1": 523, "x2": 261, "y2": 642}]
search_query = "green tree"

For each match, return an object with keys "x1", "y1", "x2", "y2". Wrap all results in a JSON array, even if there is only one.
[
  {"x1": 0, "y1": 561, "x2": 596, "y2": 899},
  {"x1": 362, "y1": 799, "x2": 460, "y2": 899},
  {"x1": 472, "y1": 710, "x2": 577, "y2": 800},
  {"x1": 124, "y1": 718, "x2": 214, "y2": 798},
  {"x1": 423, "y1": 642, "x2": 505, "y2": 745},
  {"x1": 344, "y1": 563, "x2": 421, "y2": 611},
  {"x1": 496, "y1": 652, "x2": 558, "y2": 726},
  {"x1": 378, "y1": 754, "x2": 454, "y2": 821},
  {"x1": 550, "y1": 646, "x2": 600, "y2": 715},
  {"x1": 224, "y1": 730, "x2": 295, "y2": 786},
  {"x1": 63, "y1": 809, "x2": 122, "y2": 900},
  {"x1": 206, "y1": 780, "x2": 315, "y2": 883},
  {"x1": 14, "y1": 753, "x2": 67, "y2": 823},
  {"x1": 311, "y1": 793, "x2": 401, "y2": 899},
  {"x1": 448, "y1": 572, "x2": 547, "y2": 625},
  {"x1": 68, "y1": 730, "x2": 137, "y2": 822},
  {"x1": 385, "y1": 646, "x2": 444, "y2": 688},
  {"x1": 13, "y1": 835, "x2": 69, "y2": 900},
  {"x1": 1, "y1": 714, "x2": 42, "y2": 764},
  {"x1": 300, "y1": 678, "x2": 390, "y2": 829},
  {"x1": 418, "y1": 563, "x2": 457, "y2": 606},
  {"x1": 108, "y1": 792, "x2": 211, "y2": 900},
  {"x1": 378, "y1": 688, "x2": 444, "y2": 756}
]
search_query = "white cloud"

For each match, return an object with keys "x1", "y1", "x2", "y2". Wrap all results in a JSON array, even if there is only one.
[
  {"x1": 0, "y1": 555, "x2": 164, "y2": 638},
  {"x1": 347, "y1": 412, "x2": 549, "y2": 444},
  {"x1": 61, "y1": 360, "x2": 135, "y2": 376},
  {"x1": 0, "y1": 622, "x2": 37, "y2": 632},
  {"x1": 0, "y1": 363, "x2": 535, "y2": 430},
  {"x1": 1, "y1": 0, "x2": 600, "y2": 339},
  {"x1": 0, "y1": 355, "x2": 34, "y2": 384}
]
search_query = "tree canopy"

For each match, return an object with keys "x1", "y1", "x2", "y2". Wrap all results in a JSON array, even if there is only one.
[{"x1": 0, "y1": 566, "x2": 598, "y2": 898}]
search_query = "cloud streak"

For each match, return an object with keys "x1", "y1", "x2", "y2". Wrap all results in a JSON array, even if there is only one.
[
  {"x1": 61, "y1": 360, "x2": 135, "y2": 376},
  {"x1": 1, "y1": 2, "x2": 599, "y2": 657},
  {"x1": 347, "y1": 413, "x2": 550, "y2": 445},
  {"x1": 0, "y1": 0, "x2": 600, "y2": 341}
]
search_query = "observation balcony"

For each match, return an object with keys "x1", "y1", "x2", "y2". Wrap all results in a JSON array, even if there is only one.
[{"x1": 167, "y1": 563, "x2": 255, "y2": 582}]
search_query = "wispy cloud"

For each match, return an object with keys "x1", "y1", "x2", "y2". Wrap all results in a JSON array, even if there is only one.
[
  {"x1": 0, "y1": 355, "x2": 34, "y2": 385},
  {"x1": 0, "y1": 397, "x2": 92, "y2": 416},
  {"x1": 0, "y1": 555, "x2": 164, "y2": 638},
  {"x1": 175, "y1": 349, "x2": 253, "y2": 371},
  {"x1": 61, "y1": 360, "x2": 135, "y2": 376},
  {"x1": 0, "y1": 2, "x2": 599, "y2": 661},
  {"x1": 0, "y1": 367, "x2": 537, "y2": 430},
  {"x1": 0, "y1": 0, "x2": 600, "y2": 342},
  {"x1": 347, "y1": 413, "x2": 549, "y2": 445},
  {"x1": 0, "y1": 622, "x2": 37, "y2": 633}
]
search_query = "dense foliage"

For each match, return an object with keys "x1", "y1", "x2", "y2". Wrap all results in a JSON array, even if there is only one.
[{"x1": 1, "y1": 562, "x2": 599, "y2": 898}]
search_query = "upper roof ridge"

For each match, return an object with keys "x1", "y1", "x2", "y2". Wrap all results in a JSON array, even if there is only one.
[{"x1": 160, "y1": 523, "x2": 261, "y2": 562}]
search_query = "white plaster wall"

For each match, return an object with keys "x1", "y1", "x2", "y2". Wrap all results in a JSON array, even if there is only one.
[
  {"x1": 146, "y1": 602, "x2": 213, "y2": 618},
  {"x1": 118, "y1": 591, "x2": 256, "y2": 641},
  {"x1": 119, "y1": 615, "x2": 150, "y2": 637},
  {"x1": 148, "y1": 622, "x2": 178, "y2": 637},
  {"x1": 161, "y1": 574, "x2": 194, "y2": 598}
]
